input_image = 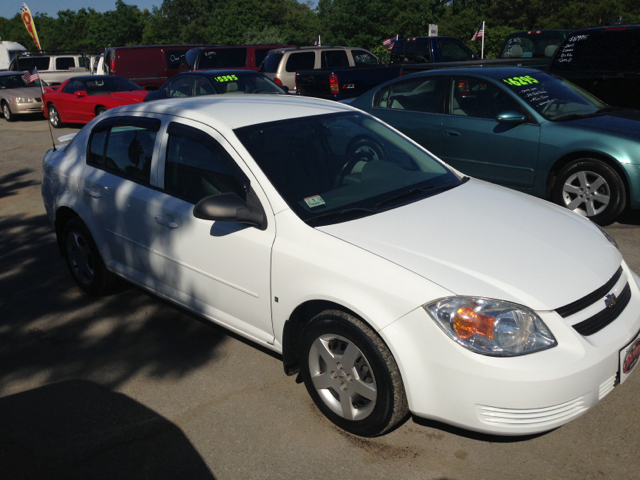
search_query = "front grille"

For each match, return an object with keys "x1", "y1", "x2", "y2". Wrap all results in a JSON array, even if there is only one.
[
  {"x1": 556, "y1": 267, "x2": 623, "y2": 318},
  {"x1": 572, "y1": 283, "x2": 631, "y2": 336},
  {"x1": 477, "y1": 397, "x2": 587, "y2": 427},
  {"x1": 35, "y1": 97, "x2": 41, "y2": 102}
]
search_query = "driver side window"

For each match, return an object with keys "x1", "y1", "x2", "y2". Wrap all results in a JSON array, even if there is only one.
[{"x1": 450, "y1": 77, "x2": 524, "y2": 119}]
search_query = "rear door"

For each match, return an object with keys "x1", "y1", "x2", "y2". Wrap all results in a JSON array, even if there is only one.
[
  {"x1": 441, "y1": 75, "x2": 540, "y2": 188},
  {"x1": 367, "y1": 75, "x2": 447, "y2": 157}
]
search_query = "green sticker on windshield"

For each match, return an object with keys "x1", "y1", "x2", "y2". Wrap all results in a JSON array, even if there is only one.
[
  {"x1": 502, "y1": 75, "x2": 539, "y2": 87},
  {"x1": 214, "y1": 75, "x2": 238, "y2": 83}
]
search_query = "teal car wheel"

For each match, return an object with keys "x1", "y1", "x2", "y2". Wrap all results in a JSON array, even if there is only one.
[{"x1": 553, "y1": 159, "x2": 626, "y2": 225}]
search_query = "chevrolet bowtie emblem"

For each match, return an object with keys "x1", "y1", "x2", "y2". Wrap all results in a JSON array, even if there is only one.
[{"x1": 605, "y1": 293, "x2": 618, "y2": 308}]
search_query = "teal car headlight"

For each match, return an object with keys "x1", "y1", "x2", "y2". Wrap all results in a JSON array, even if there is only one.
[{"x1": 424, "y1": 297, "x2": 557, "y2": 356}]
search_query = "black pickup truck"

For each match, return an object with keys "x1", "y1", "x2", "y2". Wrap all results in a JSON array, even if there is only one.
[{"x1": 296, "y1": 34, "x2": 561, "y2": 100}]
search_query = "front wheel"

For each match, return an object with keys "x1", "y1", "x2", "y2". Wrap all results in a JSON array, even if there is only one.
[
  {"x1": 2, "y1": 101, "x2": 15, "y2": 122},
  {"x1": 48, "y1": 104, "x2": 62, "y2": 128},
  {"x1": 552, "y1": 158, "x2": 626, "y2": 225},
  {"x1": 95, "y1": 106, "x2": 107, "y2": 116},
  {"x1": 299, "y1": 310, "x2": 408, "y2": 437}
]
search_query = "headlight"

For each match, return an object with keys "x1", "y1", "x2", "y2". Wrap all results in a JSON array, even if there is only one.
[
  {"x1": 11, "y1": 97, "x2": 35, "y2": 103},
  {"x1": 424, "y1": 297, "x2": 557, "y2": 356},
  {"x1": 596, "y1": 224, "x2": 619, "y2": 250}
]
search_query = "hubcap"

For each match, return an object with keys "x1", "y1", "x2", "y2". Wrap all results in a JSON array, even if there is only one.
[
  {"x1": 308, "y1": 334, "x2": 377, "y2": 421},
  {"x1": 3, "y1": 103, "x2": 10, "y2": 119},
  {"x1": 66, "y1": 231, "x2": 95, "y2": 286},
  {"x1": 49, "y1": 107, "x2": 59, "y2": 126},
  {"x1": 561, "y1": 170, "x2": 610, "y2": 217}
]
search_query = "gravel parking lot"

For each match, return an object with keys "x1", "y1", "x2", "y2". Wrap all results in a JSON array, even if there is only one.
[{"x1": 1, "y1": 116, "x2": 639, "y2": 480}]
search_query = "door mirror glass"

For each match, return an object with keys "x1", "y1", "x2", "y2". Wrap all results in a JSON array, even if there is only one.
[{"x1": 495, "y1": 110, "x2": 527, "y2": 123}]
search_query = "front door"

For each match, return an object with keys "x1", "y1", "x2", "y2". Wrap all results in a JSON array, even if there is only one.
[
  {"x1": 441, "y1": 76, "x2": 541, "y2": 189},
  {"x1": 147, "y1": 119, "x2": 276, "y2": 344}
]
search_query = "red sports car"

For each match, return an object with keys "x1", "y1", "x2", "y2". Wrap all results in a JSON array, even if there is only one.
[{"x1": 42, "y1": 75, "x2": 149, "y2": 128}]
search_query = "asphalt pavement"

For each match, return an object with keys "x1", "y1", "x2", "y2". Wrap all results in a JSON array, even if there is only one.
[{"x1": 1, "y1": 115, "x2": 639, "y2": 480}]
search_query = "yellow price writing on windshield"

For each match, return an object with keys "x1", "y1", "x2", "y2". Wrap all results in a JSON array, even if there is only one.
[
  {"x1": 214, "y1": 75, "x2": 238, "y2": 82},
  {"x1": 502, "y1": 75, "x2": 539, "y2": 87}
]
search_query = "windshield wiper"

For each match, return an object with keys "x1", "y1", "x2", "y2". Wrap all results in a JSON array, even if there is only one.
[
  {"x1": 374, "y1": 183, "x2": 459, "y2": 209},
  {"x1": 306, "y1": 207, "x2": 377, "y2": 226}
]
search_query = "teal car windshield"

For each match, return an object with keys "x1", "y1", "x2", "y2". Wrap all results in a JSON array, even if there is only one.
[
  {"x1": 500, "y1": 72, "x2": 607, "y2": 121},
  {"x1": 235, "y1": 113, "x2": 463, "y2": 226}
]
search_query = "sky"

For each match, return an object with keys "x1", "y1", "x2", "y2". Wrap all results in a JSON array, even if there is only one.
[{"x1": 0, "y1": 0, "x2": 163, "y2": 20}]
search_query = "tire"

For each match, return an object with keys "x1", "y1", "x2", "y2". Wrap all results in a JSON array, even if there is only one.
[
  {"x1": 95, "y1": 106, "x2": 107, "y2": 116},
  {"x1": 48, "y1": 104, "x2": 62, "y2": 128},
  {"x1": 2, "y1": 101, "x2": 15, "y2": 122},
  {"x1": 62, "y1": 218, "x2": 118, "y2": 296},
  {"x1": 552, "y1": 158, "x2": 626, "y2": 225},
  {"x1": 299, "y1": 310, "x2": 409, "y2": 437}
]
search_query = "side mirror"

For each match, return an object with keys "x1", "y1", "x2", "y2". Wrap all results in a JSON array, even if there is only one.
[
  {"x1": 496, "y1": 110, "x2": 527, "y2": 124},
  {"x1": 185, "y1": 48, "x2": 201, "y2": 70},
  {"x1": 75, "y1": 90, "x2": 88, "y2": 98},
  {"x1": 193, "y1": 192, "x2": 267, "y2": 230}
]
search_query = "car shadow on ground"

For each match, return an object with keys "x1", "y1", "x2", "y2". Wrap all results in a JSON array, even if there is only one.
[
  {"x1": 411, "y1": 416, "x2": 550, "y2": 443},
  {"x1": 0, "y1": 380, "x2": 216, "y2": 480}
]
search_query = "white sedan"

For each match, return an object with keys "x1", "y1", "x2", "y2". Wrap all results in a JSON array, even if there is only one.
[{"x1": 41, "y1": 95, "x2": 640, "y2": 437}]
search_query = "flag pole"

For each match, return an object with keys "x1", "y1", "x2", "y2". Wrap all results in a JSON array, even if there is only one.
[
  {"x1": 481, "y1": 21, "x2": 485, "y2": 59},
  {"x1": 34, "y1": 68, "x2": 57, "y2": 151}
]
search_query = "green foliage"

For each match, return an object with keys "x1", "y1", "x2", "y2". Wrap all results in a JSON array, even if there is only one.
[{"x1": 2, "y1": 0, "x2": 640, "y2": 57}]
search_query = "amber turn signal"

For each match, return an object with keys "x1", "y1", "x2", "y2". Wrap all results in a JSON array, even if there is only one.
[{"x1": 453, "y1": 307, "x2": 495, "y2": 339}]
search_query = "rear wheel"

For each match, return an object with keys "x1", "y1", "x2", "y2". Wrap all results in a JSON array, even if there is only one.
[
  {"x1": 299, "y1": 310, "x2": 408, "y2": 437},
  {"x1": 48, "y1": 104, "x2": 62, "y2": 128},
  {"x1": 62, "y1": 218, "x2": 118, "y2": 295},
  {"x1": 552, "y1": 158, "x2": 626, "y2": 225},
  {"x1": 2, "y1": 101, "x2": 15, "y2": 122}
]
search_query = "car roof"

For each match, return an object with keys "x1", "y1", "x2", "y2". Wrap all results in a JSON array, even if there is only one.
[
  {"x1": 0, "y1": 71, "x2": 27, "y2": 77},
  {"x1": 115, "y1": 95, "x2": 354, "y2": 129},
  {"x1": 410, "y1": 66, "x2": 544, "y2": 79}
]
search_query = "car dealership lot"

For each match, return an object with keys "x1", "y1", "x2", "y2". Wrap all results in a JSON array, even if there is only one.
[{"x1": 1, "y1": 117, "x2": 640, "y2": 479}]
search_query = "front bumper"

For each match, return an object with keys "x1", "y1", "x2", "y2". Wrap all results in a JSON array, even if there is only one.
[
  {"x1": 11, "y1": 99, "x2": 43, "y2": 115},
  {"x1": 380, "y1": 263, "x2": 640, "y2": 435}
]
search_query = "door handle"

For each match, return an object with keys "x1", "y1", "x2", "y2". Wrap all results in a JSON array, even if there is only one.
[
  {"x1": 444, "y1": 129, "x2": 460, "y2": 137},
  {"x1": 83, "y1": 187, "x2": 101, "y2": 198},
  {"x1": 155, "y1": 215, "x2": 179, "y2": 229}
]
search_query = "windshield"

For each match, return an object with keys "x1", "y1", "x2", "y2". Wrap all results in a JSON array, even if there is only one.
[
  {"x1": 210, "y1": 73, "x2": 285, "y2": 94},
  {"x1": 235, "y1": 113, "x2": 462, "y2": 226},
  {"x1": 500, "y1": 72, "x2": 607, "y2": 121},
  {"x1": 501, "y1": 31, "x2": 572, "y2": 59},
  {"x1": 0, "y1": 74, "x2": 44, "y2": 89}
]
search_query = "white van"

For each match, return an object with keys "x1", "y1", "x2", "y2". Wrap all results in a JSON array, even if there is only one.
[{"x1": 0, "y1": 41, "x2": 27, "y2": 71}]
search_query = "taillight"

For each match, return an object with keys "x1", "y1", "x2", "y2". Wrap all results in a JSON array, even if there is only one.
[
  {"x1": 329, "y1": 73, "x2": 339, "y2": 94},
  {"x1": 274, "y1": 77, "x2": 283, "y2": 87},
  {"x1": 527, "y1": 30, "x2": 542, "y2": 34},
  {"x1": 110, "y1": 59, "x2": 115, "y2": 73},
  {"x1": 457, "y1": 79, "x2": 470, "y2": 96}
]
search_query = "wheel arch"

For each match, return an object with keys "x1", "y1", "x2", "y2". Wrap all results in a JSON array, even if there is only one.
[
  {"x1": 94, "y1": 105, "x2": 107, "y2": 116},
  {"x1": 546, "y1": 150, "x2": 630, "y2": 206},
  {"x1": 54, "y1": 206, "x2": 80, "y2": 256},
  {"x1": 282, "y1": 300, "x2": 377, "y2": 376}
]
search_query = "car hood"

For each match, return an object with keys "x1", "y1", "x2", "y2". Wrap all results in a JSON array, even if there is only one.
[
  {"x1": 97, "y1": 91, "x2": 148, "y2": 102},
  {"x1": 317, "y1": 179, "x2": 622, "y2": 311},
  {"x1": 0, "y1": 86, "x2": 42, "y2": 99},
  {"x1": 561, "y1": 110, "x2": 640, "y2": 139}
]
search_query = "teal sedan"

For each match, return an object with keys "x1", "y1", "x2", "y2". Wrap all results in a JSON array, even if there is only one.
[{"x1": 348, "y1": 67, "x2": 640, "y2": 225}]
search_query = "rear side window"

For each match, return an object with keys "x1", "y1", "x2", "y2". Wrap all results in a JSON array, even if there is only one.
[
  {"x1": 17, "y1": 56, "x2": 51, "y2": 71},
  {"x1": 164, "y1": 123, "x2": 245, "y2": 204},
  {"x1": 375, "y1": 77, "x2": 445, "y2": 113},
  {"x1": 56, "y1": 57, "x2": 75, "y2": 70},
  {"x1": 88, "y1": 119, "x2": 160, "y2": 184},
  {"x1": 262, "y1": 53, "x2": 283, "y2": 73},
  {"x1": 199, "y1": 48, "x2": 247, "y2": 69},
  {"x1": 352, "y1": 50, "x2": 379, "y2": 66},
  {"x1": 439, "y1": 39, "x2": 473, "y2": 62},
  {"x1": 552, "y1": 30, "x2": 640, "y2": 72},
  {"x1": 321, "y1": 50, "x2": 349, "y2": 68},
  {"x1": 254, "y1": 48, "x2": 272, "y2": 68},
  {"x1": 165, "y1": 49, "x2": 189, "y2": 69},
  {"x1": 286, "y1": 52, "x2": 315, "y2": 72}
]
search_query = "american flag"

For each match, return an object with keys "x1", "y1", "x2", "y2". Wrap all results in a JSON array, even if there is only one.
[
  {"x1": 23, "y1": 67, "x2": 39, "y2": 84},
  {"x1": 383, "y1": 35, "x2": 398, "y2": 50},
  {"x1": 471, "y1": 22, "x2": 484, "y2": 41},
  {"x1": 314, "y1": 35, "x2": 321, "y2": 46}
]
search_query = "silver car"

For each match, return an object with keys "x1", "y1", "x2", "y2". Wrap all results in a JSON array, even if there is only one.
[{"x1": 0, "y1": 71, "x2": 45, "y2": 121}]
